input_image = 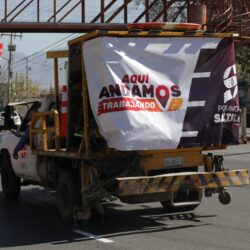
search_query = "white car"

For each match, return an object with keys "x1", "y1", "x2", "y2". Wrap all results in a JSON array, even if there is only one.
[{"x1": 0, "y1": 110, "x2": 22, "y2": 127}]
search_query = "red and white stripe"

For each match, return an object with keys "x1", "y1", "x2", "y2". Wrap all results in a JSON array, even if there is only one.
[
  {"x1": 0, "y1": 43, "x2": 3, "y2": 59},
  {"x1": 60, "y1": 85, "x2": 68, "y2": 138},
  {"x1": 61, "y1": 85, "x2": 68, "y2": 113}
]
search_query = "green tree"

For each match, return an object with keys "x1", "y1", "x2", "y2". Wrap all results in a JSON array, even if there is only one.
[
  {"x1": 11, "y1": 73, "x2": 40, "y2": 102},
  {"x1": 40, "y1": 87, "x2": 50, "y2": 97},
  {"x1": 236, "y1": 46, "x2": 250, "y2": 81},
  {"x1": 0, "y1": 73, "x2": 42, "y2": 107}
]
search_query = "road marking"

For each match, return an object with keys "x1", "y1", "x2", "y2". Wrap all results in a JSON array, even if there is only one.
[{"x1": 73, "y1": 230, "x2": 114, "y2": 243}]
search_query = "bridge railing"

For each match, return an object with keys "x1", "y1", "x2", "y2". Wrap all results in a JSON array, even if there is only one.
[
  {"x1": 0, "y1": 0, "x2": 177, "y2": 24},
  {"x1": 206, "y1": 2, "x2": 233, "y2": 32}
]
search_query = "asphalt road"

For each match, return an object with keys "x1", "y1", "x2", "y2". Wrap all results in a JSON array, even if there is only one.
[{"x1": 0, "y1": 144, "x2": 250, "y2": 250}]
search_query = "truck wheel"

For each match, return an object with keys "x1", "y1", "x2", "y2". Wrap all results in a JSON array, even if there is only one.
[
  {"x1": 218, "y1": 191, "x2": 232, "y2": 205},
  {"x1": 1, "y1": 152, "x2": 21, "y2": 199},
  {"x1": 57, "y1": 171, "x2": 77, "y2": 220}
]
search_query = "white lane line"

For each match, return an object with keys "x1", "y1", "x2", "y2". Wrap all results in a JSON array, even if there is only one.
[
  {"x1": 192, "y1": 72, "x2": 211, "y2": 78},
  {"x1": 181, "y1": 131, "x2": 198, "y2": 137},
  {"x1": 187, "y1": 101, "x2": 206, "y2": 107},
  {"x1": 73, "y1": 230, "x2": 114, "y2": 243}
]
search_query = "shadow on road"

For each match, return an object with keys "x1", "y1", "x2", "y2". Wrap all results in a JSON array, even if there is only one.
[{"x1": 0, "y1": 188, "x2": 215, "y2": 248}]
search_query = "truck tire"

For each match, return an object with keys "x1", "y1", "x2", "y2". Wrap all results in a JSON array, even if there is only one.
[
  {"x1": 57, "y1": 171, "x2": 77, "y2": 220},
  {"x1": 1, "y1": 151, "x2": 21, "y2": 199}
]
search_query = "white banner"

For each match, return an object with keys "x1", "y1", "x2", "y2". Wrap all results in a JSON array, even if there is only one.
[{"x1": 82, "y1": 36, "x2": 223, "y2": 150}]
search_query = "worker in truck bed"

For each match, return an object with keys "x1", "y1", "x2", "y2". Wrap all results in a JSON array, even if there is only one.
[
  {"x1": 68, "y1": 70, "x2": 84, "y2": 150},
  {"x1": 13, "y1": 101, "x2": 41, "y2": 159}
]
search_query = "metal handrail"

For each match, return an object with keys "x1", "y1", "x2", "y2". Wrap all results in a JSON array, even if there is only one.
[
  {"x1": 30, "y1": 110, "x2": 60, "y2": 151},
  {"x1": 206, "y1": 2, "x2": 233, "y2": 32},
  {"x1": 205, "y1": 0, "x2": 250, "y2": 37}
]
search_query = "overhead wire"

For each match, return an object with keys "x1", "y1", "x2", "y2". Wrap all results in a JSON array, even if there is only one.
[
  {"x1": 3, "y1": 0, "x2": 131, "y2": 66},
  {"x1": 1, "y1": 1, "x2": 76, "y2": 88},
  {"x1": 11, "y1": 33, "x2": 77, "y2": 67},
  {"x1": 28, "y1": 34, "x2": 78, "y2": 63},
  {"x1": 31, "y1": 62, "x2": 64, "y2": 76},
  {"x1": 1, "y1": 0, "x2": 142, "y2": 87},
  {"x1": 1, "y1": 1, "x2": 77, "y2": 66}
]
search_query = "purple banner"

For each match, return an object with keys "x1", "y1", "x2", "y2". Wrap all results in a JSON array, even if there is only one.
[{"x1": 178, "y1": 38, "x2": 240, "y2": 148}]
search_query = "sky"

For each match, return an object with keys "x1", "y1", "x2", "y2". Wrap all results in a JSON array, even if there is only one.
[
  {"x1": 0, "y1": 0, "x2": 143, "y2": 55},
  {"x1": 0, "y1": 0, "x2": 144, "y2": 87},
  {"x1": 2, "y1": 33, "x2": 74, "y2": 55}
]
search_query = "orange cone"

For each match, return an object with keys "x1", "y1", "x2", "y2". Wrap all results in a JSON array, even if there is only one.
[{"x1": 60, "y1": 85, "x2": 67, "y2": 138}]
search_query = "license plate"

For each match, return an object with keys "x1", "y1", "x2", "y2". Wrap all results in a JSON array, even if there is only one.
[{"x1": 164, "y1": 156, "x2": 184, "y2": 169}]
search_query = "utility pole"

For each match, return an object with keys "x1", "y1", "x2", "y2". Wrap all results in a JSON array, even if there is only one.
[
  {"x1": 8, "y1": 34, "x2": 13, "y2": 104},
  {"x1": 26, "y1": 57, "x2": 31, "y2": 101},
  {"x1": 1, "y1": 33, "x2": 22, "y2": 104}
]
